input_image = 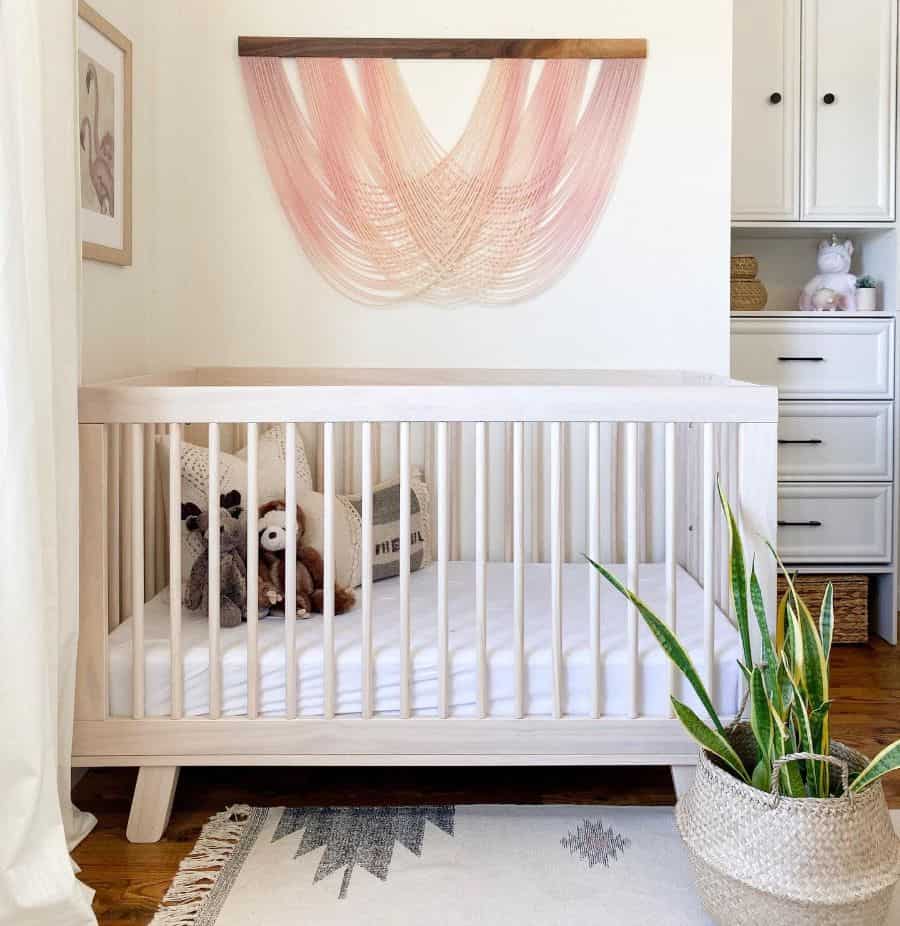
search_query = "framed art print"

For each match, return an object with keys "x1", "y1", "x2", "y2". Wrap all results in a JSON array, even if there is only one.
[{"x1": 78, "y1": 1, "x2": 132, "y2": 265}]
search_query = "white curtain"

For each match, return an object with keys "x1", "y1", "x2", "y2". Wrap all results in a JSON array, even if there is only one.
[{"x1": 1, "y1": 0, "x2": 97, "y2": 922}]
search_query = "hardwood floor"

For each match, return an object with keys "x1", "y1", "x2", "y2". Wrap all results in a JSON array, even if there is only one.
[{"x1": 72, "y1": 638, "x2": 900, "y2": 925}]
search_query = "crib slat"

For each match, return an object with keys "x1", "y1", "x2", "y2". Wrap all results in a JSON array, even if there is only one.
[
  {"x1": 131, "y1": 424, "x2": 145, "y2": 719},
  {"x1": 208, "y1": 422, "x2": 222, "y2": 720},
  {"x1": 106, "y1": 425, "x2": 120, "y2": 629},
  {"x1": 625, "y1": 421, "x2": 639, "y2": 719},
  {"x1": 424, "y1": 423, "x2": 435, "y2": 561},
  {"x1": 361, "y1": 422, "x2": 374, "y2": 719},
  {"x1": 475, "y1": 421, "x2": 488, "y2": 718},
  {"x1": 504, "y1": 422, "x2": 514, "y2": 562},
  {"x1": 143, "y1": 424, "x2": 156, "y2": 596},
  {"x1": 168, "y1": 424, "x2": 183, "y2": 719},
  {"x1": 437, "y1": 421, "x2": 450, "y2": 718},
  {"x1": 246, "y1": 423, "x2": 260, "y2": 720},
  {"x1": 550, "y1": 421, "x2": 563, "y2": 719},
  {"x1": 703, "y1": 422, "x2": 715, "y2": 700},
  {"x1": 665, "y1": 422, "x2": 677, "y2": 716},
  {"x1": 323, "y1": 422, "x2": 336, "y2": 719},
  {"x1": 284, "y1": 423, "x2": 298, "y2": 720},
  {"x1": 513, "y1": 421, "x2": 526, "y2": 718},
  {"x1": 588, "y1": 421, "x2": 601, "y2": 719},
  {"x1": 531, "y1": 423, "x2": 544, "y2": 563},
  {"x1": 451, "y1": 424, "x2": 461, "y2": 561},
  {"x1": 399, "y1": 421, "x2": 412, "y2": 719}
]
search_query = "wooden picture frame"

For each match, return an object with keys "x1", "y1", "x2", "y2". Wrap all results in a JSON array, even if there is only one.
[{"x1": 78, "y1": 1, "x2": 132, "y2": 265}]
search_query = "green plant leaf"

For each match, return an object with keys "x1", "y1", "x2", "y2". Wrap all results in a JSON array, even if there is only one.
[
  {"x1": 749, "y1": 562, "x2": 778, "y2": 696},
  {"x1": 797, "y1": 595, "x2": 828, "y2": 709},
  {"x1": 587, "y1": 557, "x2": 726, "y2": 735},
  {"x1": 717, "y1": 479, "x2": 753, "y2": 670},
  {"x1": 671, "y1": 698, "x2": 750, "y2": 783},
  {"x1": 851, "y1": 740, "x2": 900, "y2": 793},
  {"x1": 819, "y1": 582, "x2": 834, "y2": 664},
  {"x1": 788, "y1": 675, "x2": 818, "y2": 795},
  {"x1": 752, "y1": 760, "x2": 771, "y2": 793},
  {"x1": 750, "y1": 667, "x2": 773, "y2": 762},
  {"x1": 811, "y1": 701, "x2": 832, "y2": 797}
]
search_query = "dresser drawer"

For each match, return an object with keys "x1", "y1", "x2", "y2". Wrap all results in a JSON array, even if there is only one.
[
  {"x1": 732, "y1": 319, "x2": 894, "y2": 399},
  {"x1": 777, "y1": 484, "x2": 892, "y2": 563},
  {"x1": 778, "y1": 402, "x2": 893, "y2": 481}
]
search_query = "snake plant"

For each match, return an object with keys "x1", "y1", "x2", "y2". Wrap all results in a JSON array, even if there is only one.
[{"x1": 588, "y1": 480, "x2": 900, "y2": 798}]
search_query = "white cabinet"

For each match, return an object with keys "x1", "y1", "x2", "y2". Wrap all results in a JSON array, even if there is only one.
[
  {"x1": 802, "y1": 0, "x2": 897, "y2": 220},
  {"x1": 732, "y1": 313, "x2": 898, "y2": 640},
  {"x1": 732, "y1": 0, "x2": 800, "y2": 220},
  {"x1": 731, "y1": 318, "x2": 894, "y2": 398},
  {"x1": 732, "y1": 0, "x2": 897, "y2": 222}
]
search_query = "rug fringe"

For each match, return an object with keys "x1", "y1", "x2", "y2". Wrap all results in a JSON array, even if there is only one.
[{"x1": 150, "y1": 804, "x2": 252, "y2": 926}]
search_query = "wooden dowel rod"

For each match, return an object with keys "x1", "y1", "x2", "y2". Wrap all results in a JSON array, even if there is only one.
[{"x1": 238, "y1": 36, "x2": 648, "y2": 60}]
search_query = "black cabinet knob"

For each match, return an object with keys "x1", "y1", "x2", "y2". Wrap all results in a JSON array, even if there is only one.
[
  {"x1": 769, "y1": 92, "x2": 783, "y2": 104},
  {"x1": 823, "y1": 92, "x2": 836, "y2": 104}
]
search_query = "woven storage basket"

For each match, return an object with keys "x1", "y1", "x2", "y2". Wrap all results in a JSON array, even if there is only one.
[
  {"x1": 777, "y1": 574, "x2": 868, "y2": 643},
  {"x1": 677, "y1": 725, "x2": 900, "y2": 925},
  {"x1": 731, "y1": 255, "x2": 759, "y2": 280},
  {"x1": 730, "y1": 279, "x2": 768, "y2": 310}
]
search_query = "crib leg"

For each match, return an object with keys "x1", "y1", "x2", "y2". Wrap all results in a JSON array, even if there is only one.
[
  {"x1": 670, "y1": 765, "x2": 696, "y2": 800},
  {"x1": 127, "y1": 766, "x2": 180, "y2": 843}
]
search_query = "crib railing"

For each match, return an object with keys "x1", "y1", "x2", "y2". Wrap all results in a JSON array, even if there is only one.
[{"x1": 75, "y1": 368, "x2": 779, "y2": 743}]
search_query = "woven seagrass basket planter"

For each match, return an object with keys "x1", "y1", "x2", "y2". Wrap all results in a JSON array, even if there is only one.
[{"x1": 676, "y1": 725, "x2": 900, "y2": 925}]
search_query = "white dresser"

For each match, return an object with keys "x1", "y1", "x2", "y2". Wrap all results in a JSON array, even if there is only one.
[{"x1": 732, "y1": 312, "x2": 898, "y2": 641}]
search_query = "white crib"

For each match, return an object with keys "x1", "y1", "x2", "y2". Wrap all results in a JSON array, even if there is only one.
[{"x1": 73, "y1": 368, "x2": 778, "y2": 842}]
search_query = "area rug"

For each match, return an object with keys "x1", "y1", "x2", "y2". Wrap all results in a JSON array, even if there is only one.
[{"x1": 151, "y1": 805, "x2": 900, "y2": 925}]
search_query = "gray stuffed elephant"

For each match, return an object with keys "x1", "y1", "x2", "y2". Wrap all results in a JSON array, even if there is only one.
[{"x1": 181, "y1": 489, "x2": 248, "y2": 628}]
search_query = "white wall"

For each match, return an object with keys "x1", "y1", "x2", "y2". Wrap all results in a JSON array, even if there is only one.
[
  {"x1": 80, "y1": 0, "x2": 159, "y2": 382},
  {"x1": 80, "y1": 0, "x2": 734, "y2": 379}
]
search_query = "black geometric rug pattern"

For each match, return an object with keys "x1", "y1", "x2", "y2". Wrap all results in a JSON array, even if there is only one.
[
  {"x1": 272, "y1": 805, "x2": 456, "y2": 899},
  {"x1": 560, "y1": 818, "x2": 631, "y2": 869}
]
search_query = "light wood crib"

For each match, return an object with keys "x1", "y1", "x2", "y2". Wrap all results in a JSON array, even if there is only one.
[{"x1": 73, "y1": 368, "x2": 778, "y2": 842}]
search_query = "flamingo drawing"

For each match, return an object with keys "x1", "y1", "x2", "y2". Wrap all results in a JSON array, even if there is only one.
[{"x1": 81, "y1": 61, "x2": 114, "y2": 216}]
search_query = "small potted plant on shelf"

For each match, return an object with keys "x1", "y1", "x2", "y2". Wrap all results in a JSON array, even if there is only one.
[
  {"x1": 589, "y1": 484, "x2": 900, "y2": 926},
  {"x1": 857, "y1": 275, "x2": 879, "y2": 311}
]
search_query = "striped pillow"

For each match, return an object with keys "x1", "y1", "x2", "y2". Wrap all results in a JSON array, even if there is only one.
[{"x1": 346, "y1": 474, "x2": 432, "y2": 583}]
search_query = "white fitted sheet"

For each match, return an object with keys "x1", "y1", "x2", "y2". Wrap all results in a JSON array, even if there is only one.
[{"x1": 108, "y1": 562, "x2": 741, "y2": 719}]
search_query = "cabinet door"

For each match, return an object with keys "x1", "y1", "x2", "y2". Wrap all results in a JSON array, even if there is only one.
[
  {"x1": 802, "y1": 0, "x2": 897, "y2": 220},
  {"x1": 732, "y1": 0, "x2": 801, "y2": 220}
]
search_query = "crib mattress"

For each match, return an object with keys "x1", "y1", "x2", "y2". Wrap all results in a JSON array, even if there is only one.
[{"x1": 108, "y1": 562, "x2": 742, "y2": 719}]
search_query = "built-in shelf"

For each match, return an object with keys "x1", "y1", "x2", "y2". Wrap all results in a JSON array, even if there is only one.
[
  {"x1": 732, "y1": 227, "x2": 897, "y2": 313},
  {"x1": 733, "y1": 222, "x2": 897, "y2": 237},
  {"x1": 732, "y1": 310, "x2": 896, "y2": 318}
]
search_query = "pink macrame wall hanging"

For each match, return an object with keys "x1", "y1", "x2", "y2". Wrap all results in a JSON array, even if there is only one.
[{"x1": 239, "y1": 38, "x2": 647, "y2": 305}]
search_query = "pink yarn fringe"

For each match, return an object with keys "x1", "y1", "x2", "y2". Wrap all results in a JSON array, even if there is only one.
[{"x1": 242, "y1": 57, "x2": 645, "y2": 305}]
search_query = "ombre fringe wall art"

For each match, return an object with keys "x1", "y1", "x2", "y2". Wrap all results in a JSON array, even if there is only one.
[{"x1": 239, "y1": 38, "x2": 647, "y2": 306}]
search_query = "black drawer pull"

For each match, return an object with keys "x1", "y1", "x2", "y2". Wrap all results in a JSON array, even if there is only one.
[
  {"x1": 778, "y1": 439, "x2": 823, "y2": 445},
  {"x1": 777, "y1": 356, "x2": 825, "y2": 362},
  {"x1": 778, "y1": 520, "x2": 823, "y2": 528}
]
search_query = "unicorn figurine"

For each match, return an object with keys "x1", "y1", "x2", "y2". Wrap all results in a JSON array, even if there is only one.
[{"x1": 799, "y1": 236, "x2": 857, "y2": 311}]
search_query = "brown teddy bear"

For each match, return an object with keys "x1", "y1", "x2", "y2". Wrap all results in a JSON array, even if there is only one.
[{"x1": 257, "y1": 500, "x2": 355, "y2": 617}]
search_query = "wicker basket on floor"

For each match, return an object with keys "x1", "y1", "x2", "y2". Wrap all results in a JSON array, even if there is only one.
[{"x1": 777, "y1": 574, "x2": 868, "y2": 643}]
